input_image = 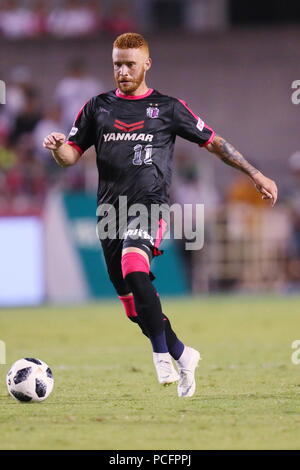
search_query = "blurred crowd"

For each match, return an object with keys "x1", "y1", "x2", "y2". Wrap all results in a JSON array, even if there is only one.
[
  {"x1": 0, "y1": 60, "x2": 104, "y2": 213},
  {"x1": 0, "y1": 0, "x2": 136, "y2": 39},
  {"x1": 172, "y1": 153, "x2": 300, "y2": 293}
]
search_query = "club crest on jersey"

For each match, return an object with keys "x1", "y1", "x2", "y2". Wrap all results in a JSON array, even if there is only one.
[
  {"x1": 69, "y1": 126, "x2": 78, "y2": 137},
  {"x1": 146, "y1": 104, "x2": 159, "y2": 119}
]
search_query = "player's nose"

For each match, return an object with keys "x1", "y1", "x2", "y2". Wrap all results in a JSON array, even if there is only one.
[{"x1": 119, "y1": 65, "x2": 129, "y2": 76}]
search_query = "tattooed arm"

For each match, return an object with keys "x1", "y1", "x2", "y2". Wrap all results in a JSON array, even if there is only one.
[{"x1": 206, "y1": 135, "x2": 278, "y2": 206}]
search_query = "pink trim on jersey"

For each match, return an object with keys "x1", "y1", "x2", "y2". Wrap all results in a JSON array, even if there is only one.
[
  {"x1": 66, "y1": 141, "x2": 83, "y2": 155},
  {"x1": 121, "y1": 252, "x2": 150, "y2": 278},
  {"x1": 199, "y1": 130, "x2": 216, "y2": 147},
  {"x1": 178, "y1": 99, "x2": 199, "y2": 121},
  {"x1": 115, "y1": 88, "x2": 154, "y2": 100},
  {"x1": 118, "y1": 295, "x2": 138, "y2": 318},
  {"x1": 73, "y1": 100, "x2": 88, "y2": 124},
  {"x1": 154, "y1": 218, "x2": 168, "y2": 249},
  {"x1": 178, "y1": 98, "x2": 216, "y2": 147}
]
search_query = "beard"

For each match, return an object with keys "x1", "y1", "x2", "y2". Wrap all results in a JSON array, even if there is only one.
[{"x1": 116, "y1": 69, "x2": 145, "y2": 94}]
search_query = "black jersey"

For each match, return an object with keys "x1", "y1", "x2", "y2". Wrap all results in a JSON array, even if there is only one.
[{"x1": 67, "y1": 88, "x2": 215, "y2": 208}]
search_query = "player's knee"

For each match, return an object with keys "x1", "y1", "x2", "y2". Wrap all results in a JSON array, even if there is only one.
[{"x1": 121, "y1": 251, "x2": 150, "y2": 279}]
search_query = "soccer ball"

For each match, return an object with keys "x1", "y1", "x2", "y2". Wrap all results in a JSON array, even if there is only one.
[{"x1": 6, "y1": 358, "x2": 54, "y2": 403}]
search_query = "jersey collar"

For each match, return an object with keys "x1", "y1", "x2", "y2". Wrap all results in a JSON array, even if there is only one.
[{"x1": 115, "y1": 88, "x2": 154, "y2": 100}]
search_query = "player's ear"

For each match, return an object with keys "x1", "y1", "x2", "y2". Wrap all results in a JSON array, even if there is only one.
[{"x1": 144, "y1": 57, "x2": 152, "y2": 71}]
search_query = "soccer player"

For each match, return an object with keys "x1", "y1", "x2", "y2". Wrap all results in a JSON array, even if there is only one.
[{"x1": 43, "y1": 33, "x2": 278, "y2": 397}]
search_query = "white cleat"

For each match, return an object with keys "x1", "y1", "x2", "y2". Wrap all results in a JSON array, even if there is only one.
[
  {"x1": 153, "y1": 352, "x2": 180, "y2": 386},
  {"x1": 176, "y1": 346, "x2": 201, "y2": 397}
]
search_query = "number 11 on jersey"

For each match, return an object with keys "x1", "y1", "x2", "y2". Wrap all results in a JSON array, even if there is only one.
[{"x1": 133, "y1": 144, "x2": 153, "y2": 165}]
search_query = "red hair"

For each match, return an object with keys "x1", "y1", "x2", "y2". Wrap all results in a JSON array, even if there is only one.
[{"x1": 113, "y1": 33, "x2": 149, "y2": 54}]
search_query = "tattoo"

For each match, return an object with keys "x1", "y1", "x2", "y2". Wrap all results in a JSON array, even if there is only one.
[{"x1": 214, "y1": 137, "x2": 259, "y2": 178}]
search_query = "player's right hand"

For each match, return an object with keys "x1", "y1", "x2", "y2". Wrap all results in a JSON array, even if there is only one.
[
  {"x1": 43, "y1": 132, "x2": 66, "y2": 150},
  {"x1": 252, "y1": 172, "x2": 278, "y2": 207}
]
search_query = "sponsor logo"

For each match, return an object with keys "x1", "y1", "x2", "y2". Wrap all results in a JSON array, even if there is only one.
[
  {"x1": 103, "y1": 133, "x2": 153, "y2": 142},
  {"x1": 146, "y1": 104, "x2": 160, "y2": 119},
  {"x1": 123, "y1": 228, "x2": 154, "y2": 245},
  {"x1": 69, "y1": 127, "x2": 78, "y2": 137},
  {"x1": 196, "y1": 118, "x2": 204, "y2": 131},
  {"x1": 114, "y1": 119, "x2": 144, "y2": 132}
]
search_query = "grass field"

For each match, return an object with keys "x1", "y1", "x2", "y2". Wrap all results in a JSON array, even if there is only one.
[{"x1": 0, "y1": 295, "x2": 300, "y2": 450}]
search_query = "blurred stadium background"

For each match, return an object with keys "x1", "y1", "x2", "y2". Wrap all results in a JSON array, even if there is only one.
[{"x1": 0, "y1": 0, "x2": 300, "y2": 306}]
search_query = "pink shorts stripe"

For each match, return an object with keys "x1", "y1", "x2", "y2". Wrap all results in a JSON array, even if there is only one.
[
  {"x1": 154, "y1": 218, "x2": 168, "y2": 249},
  {"x1": 121, "y1": 252, "x2": 150, "y2": 278}
]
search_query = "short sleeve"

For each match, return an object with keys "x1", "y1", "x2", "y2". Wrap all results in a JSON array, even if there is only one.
[
  {"x1": 173, "y1": 98, "x2": 215, "y2": 147},
  {"x1": 66, "y1": 99, "x2": 95, "y2": 155}
]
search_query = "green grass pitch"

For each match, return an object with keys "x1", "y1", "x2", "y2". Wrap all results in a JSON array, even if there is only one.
[{"x1": 0, "y1": 295, "x2": 300, "y2": 450}]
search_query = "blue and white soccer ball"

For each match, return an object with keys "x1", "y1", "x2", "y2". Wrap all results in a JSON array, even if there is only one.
[{"x1": 6, "y1": 358, "x2": 54, "y2": 403}]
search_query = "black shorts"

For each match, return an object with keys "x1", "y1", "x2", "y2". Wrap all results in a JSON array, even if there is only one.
[{"x1": 97, "y1": 204, "x2": 169, "y2": 296}]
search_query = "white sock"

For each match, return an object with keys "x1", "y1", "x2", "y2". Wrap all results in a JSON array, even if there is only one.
[
  {"x1": 153, "y1": 352, "x2": 170, "y2": 361},
  {"x1": 176, "y1": 346, "x2": 190, "y2": 367}
]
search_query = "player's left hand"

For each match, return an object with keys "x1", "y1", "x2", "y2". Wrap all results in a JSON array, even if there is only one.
[{"x1": 252, "y1": 172, "x2": 278, "y2": 207}]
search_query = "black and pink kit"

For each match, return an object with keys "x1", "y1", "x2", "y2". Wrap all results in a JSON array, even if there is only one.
[{"x1": 67, "y1": 88, "x2": 215, "y2": 295}]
